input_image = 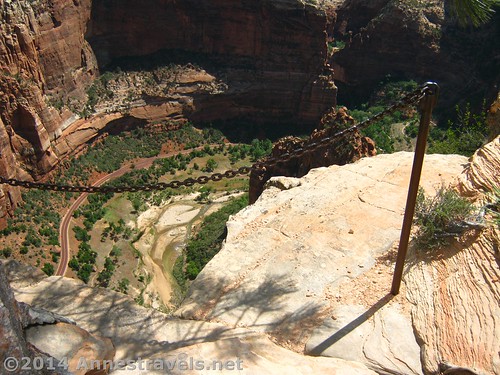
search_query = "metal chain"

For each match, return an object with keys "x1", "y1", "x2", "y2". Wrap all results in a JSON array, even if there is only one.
[
  {"x1": 0, "y1": 83, "x2": 432, "y2": 194},
  {"x1": 0, "y1": 166, "x2": 253, "y2": 193}
]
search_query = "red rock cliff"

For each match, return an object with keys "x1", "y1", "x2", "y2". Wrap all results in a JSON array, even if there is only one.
[
  {"x1": 0, "y1": 0, "x2": 336, "y2": 223},
  {"x1": 0, "y1": 0, "x2": 96, "y2": 224},
  {"x1": 86, "y1": 0, "x2": 336, "y2": 125}
]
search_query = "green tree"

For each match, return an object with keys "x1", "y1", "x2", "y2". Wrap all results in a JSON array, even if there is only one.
[
  {"x1": 204, "y1": 158, "x2": 218, "y2": 173},
  {"x1": 449, "y1": 0, "x2": 499, "y2": 27},
  {"x1": 2, "y1": 247, "x2": 12, "y2": 258},
  {"x1": 73, "y1": 226, "x2": 90, "y2": 242},
  {"x1": 68, "y1": 257, "x2": 80, "y2": 271},
  {"x1": 42, "y1": 263, "x2": 54, "y2": 276}
]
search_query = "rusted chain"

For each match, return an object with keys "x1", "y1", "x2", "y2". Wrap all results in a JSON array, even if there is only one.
[{"x1": 0, "y1": 83, "x2": 432, "y2": 194}]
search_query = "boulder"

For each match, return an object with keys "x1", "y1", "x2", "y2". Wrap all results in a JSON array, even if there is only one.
[{"x1": 26, "y1": 322, "x2": 115, "y2": 375}]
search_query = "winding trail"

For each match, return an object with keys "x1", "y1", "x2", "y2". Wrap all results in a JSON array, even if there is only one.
[{"x1": 55, "y1": 148, "x2": 203, "y2": 276}]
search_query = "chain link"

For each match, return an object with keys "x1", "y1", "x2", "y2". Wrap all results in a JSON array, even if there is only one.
[{"x1": 0, "y1": 84, "x2": 433, "y2": 194}]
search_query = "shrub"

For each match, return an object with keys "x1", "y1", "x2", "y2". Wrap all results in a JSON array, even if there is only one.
[
  {"x1": 427, "y1": 102, "x2": 488, "y2": 156},
  {"x1": 2, "y1": 247, "x2": 12, "y2": 258},
  {"x1": 118, "y1": 278, "x2": 130, "y2": 294},
  {"x1": 41, "y1": 263, "x2": 54, "y2": 276},
  {"x1": 413, "y1": 186, "x2": 476, "y2": 250},
  {"x1": 68, "y1": 257, "x2": 80, "y2": 271},
  {"x1": 73, "y1": 226, "x2": 90, "y2": 242},
  {"x1": 203, "y1": 158, "x2": 218, "y2": 173}
]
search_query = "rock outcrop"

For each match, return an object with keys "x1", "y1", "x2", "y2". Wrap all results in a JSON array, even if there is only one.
[
  {"x1": 406, "y1": 136, "x2": 500, "y2": 375},
  {"x1": 26, "y1": 322, "x2": 115, "y2": 375},
  {"x1": 0, "y1": 0, "x2": 97, "y2": 224},
  {"x1": 249, "y1": 107, "x2": 376, "y2": 202},
  {"x1": 177, "y1": 137, "x2": 500, "y2": 374},
  {"x1": 177, "y1": 150, "x2": 467, "y2": 374}
]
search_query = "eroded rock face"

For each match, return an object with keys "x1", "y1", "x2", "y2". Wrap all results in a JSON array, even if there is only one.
[
  {"x1": 0, "y1": 0, "x2": 96, "y2": 224},
  {"x1": 0, "y1": 261, "x2": 33, "y2": 374},
  {"x1": 0, "y1": 0, "x2": 336, "y2": 223},
  {"x1": 86, "y1": 0, "x2": 336, "y2": 126},
  {"x1": 458, "y1": 136, "x2": 500, "y2": 197},
  {"x1": 26, "y1": 322, "x2": 115, "y2": 375},
  {"x1": 249, "y1": 107, "x2": 376, "y2": 203},
  {"x1": 406, "y1": 136, "x2": 500, "y2": 375}
]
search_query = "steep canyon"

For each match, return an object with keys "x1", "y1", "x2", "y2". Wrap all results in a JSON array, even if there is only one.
[
  {"x1": 0, "y1": 0, "x2": 337, "y2": 223},
  {"x1": 1, "y1": 0, "x2": 499, "y2": 223}
]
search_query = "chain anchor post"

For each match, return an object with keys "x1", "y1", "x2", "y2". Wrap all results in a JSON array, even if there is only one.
[{"x1": 391, "y1": 82, "x2": 439, "y2": 296}]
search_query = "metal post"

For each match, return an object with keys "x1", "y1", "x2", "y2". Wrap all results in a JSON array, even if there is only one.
[{"x1": 391, "y1": 82, "x2": 439, "y2": 295}]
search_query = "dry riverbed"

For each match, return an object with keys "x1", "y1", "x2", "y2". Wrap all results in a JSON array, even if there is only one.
[{"x1": 106, "y1": 191, "x2": 245, "y2": 310}]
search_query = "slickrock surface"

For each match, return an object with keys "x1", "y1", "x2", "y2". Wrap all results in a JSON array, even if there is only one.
[
  {"x1": 14, "y1": 276, "x2": 254, "y2": 361},
  {"x1": 176, "y1": 151, "x2": 467, "y2": 374},
  {"x1": 406, "y1": 137, "x2": 500, "y2": 375},
  {"x1": 406, "y1": 227, "x2": 500, "y2": 375},
  {"x1": 458, "y1": 136, "x2": 500, "y2": 197},
  {"x1": 113, "y1": 335, "x2": 377, "y2": 375},
  {"x1": 14, "y1": 276, "x2": 376, "y2": 375}
]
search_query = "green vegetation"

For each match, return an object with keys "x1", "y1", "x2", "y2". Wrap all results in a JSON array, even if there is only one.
[
  {"x1": 413, "y1": 186, "x2": 476, "y2": 250},
  {"x1": 327, "y1": 40, "x2": 346, "y2": 55},
  {"x1": 97, "y1": 257, "x2": 115, "y2": 287},
  {"x1": 348, "y1": 80, "x2": 419, "y2": 153},
  {"x1": 73, "y1": 226, "x2": 90, "y2": 242},
  {"x1": 226, "y1": 139, "x2": 273, "y2": 164},
  {"x1": 203, "y1": 158, "x2": 218, "y2": 172},
  {"x1": 427, "y1": 102, "x2": 489, "y2": 156},
  {"x1": 81, "y1": 72, "x2": 115, "y2": 117},
  {"x1": 345, "y1": 79, "x2": 489, "y2": 157},
  {"x1": 0, "y1": 114, "x2": 266, "y2": 292},
  {"x1": 117, "y1": 278, "x2": 130, "y2": 294},
  {"x1": 64, "y1": 124, "x2": 224, "y2": 177},
  {"x1": 1, "y1": 247, "x2": 12, "y2": 258},
  {"x1": 68, "y1": 241, "x2": 97, "y2": 283},
  {"x1": 1, "y1": 190, "x2": 61, "y2": 246},
  {"x1": 175, "y1": 195, "x2": 248, "y2": 287},
  {"x1": 41, "y1": 263, "x2": 54, "y2": 276},
  {"x1": 449, "y1": 0, "x2": 499, "y2": 27}
]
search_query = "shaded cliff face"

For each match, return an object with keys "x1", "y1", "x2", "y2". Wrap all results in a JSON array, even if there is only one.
[
  {"x1": 332, "y1": 0, "x2": 500, "y2": 114},
  {"x1": 0, "y1": 0, "x2": 336, "y2": 223},
  {"x1": 86, "y1": 0, "x2": 337, "y2": 126}
]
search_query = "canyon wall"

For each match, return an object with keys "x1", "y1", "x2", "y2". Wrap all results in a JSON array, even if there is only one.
[
  {"x1": 0, "y1": 0, "x2": 96, "y2": 224},
  {"x1": 86, "y1": 0, "x2": 336, "y2": 126},
  {"x1": 0, "y1": 0, "x2": 336, "y2": 223},
  {"x1": 331, "y1": 0, "x2": 500, "y2": 113}
]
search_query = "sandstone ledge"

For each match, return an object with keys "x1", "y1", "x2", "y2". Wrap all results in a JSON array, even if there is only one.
[
  {"x1": 176, "y1": 151, "x2": 468, "y2": 374},
  {"x1": 14, "y1": 276, "x2": 376, "y2": 374}
]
